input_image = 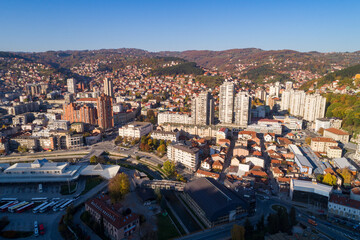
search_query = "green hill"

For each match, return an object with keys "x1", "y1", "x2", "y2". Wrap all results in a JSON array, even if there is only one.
[
  {"x1": 325, "y1": 93, "x2": 360, "y2": 135},
  {"x1": 150, "y1": 62, "x2": 204, "y2": 76},
  {"x1": 300, "y1": 64, "x2": 360, "y2": 91}
]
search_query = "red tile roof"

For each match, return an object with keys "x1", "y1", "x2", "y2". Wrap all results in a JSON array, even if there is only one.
[{"x1": 325, "y1": 128, "x2": 349, "y2": 136}]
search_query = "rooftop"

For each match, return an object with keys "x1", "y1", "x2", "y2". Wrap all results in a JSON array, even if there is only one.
[
  {"x1": 184, "y1": 178, "x2": 248, "y2": 222},
  {"x1": 324, "y1": 128, "x2": 349, "y2": 136}
]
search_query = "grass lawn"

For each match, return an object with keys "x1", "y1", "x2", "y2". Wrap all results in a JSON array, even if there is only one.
[
  {"x1": 60, "y1": 182, "x2": 77, "y2": 195},
  {"x1": 81, "y1": 176, "x2": 104, "y2": 195},
  {"x1": 157, "y1": 213, "x2": 181, "y2": 240}
]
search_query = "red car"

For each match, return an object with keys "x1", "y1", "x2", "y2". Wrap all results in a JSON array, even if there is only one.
[{"x1": 39, "y1": 224, "x2": 45, "y2": 235}]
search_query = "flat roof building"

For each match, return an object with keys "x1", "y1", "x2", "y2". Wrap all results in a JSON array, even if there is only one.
[
  {"x1": 0, "y1": 159, "x2": 82, "y2": 183},
  {"x1": 183, "y1": 178, "x2": 248, "y2": 228},
  {"x1": 290, "y1": 179, "x2": 333, "y2": 209}
]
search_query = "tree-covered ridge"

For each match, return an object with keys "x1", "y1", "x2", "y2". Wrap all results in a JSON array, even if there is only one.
[
  {"x1": 150, "y1": 62, "x2": 204, "y2": 76},
  {"x1": 325, "y1": 93, "x2": 360, "y2": 135},
  {"x1": 301, "y1": 64, "x2": 360, "y2": 91},
  {"x1": 240, "y1": 65, "x2": 291, "y2": 84}
]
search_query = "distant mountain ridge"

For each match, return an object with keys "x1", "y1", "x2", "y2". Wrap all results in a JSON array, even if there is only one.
[{"x1": 2, "y1": 48, "x2": 360, "y2": 84}]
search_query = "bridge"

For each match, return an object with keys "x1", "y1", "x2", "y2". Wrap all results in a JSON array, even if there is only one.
[{"x1": 140, "y1": 180, "x2": 185, "y2": 191}]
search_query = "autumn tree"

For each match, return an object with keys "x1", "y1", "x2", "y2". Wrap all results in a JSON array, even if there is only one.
[
  {"x1": 163, "y1": 160, "x2": 175, "y2": 177},
  {"x1": 305, "y1": 137, "x2": 312, "y2": 145},
  {"x1": 322, "y1": 173, "x2": 337, "y2": 186},
  {"x1": 231, "y1": 224, "x2": 245, "y2": 240},
  {"x1": 317, "y1": 127, "x2": 324, "y2": 135},
  {"x1": 109, "y1": 173, "x2": 130, "y2": 203},
  {"x1": 17, "y1": 145, "x2": 28, "y2": 153}
]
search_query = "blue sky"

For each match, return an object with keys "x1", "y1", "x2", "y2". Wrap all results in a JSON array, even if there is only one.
[{"x1": 1, "y1": 0, "x2": 359, "y2": 52}]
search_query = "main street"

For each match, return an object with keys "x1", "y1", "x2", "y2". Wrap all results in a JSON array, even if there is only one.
[{"x1": 177, "y1": 195, "x2": 358, "y2": 240}]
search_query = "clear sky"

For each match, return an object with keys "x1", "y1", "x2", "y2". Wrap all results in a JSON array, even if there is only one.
[{"x1": 1, "y1": 0, "x2": 359, "y2": 53}]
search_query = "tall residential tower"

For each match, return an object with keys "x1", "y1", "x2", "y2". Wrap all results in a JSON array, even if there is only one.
[
  {"x1": 104, "y1": 78, "x2": 114, "y2": 98},
  {"x1": 219, "y1": 82, "x2": 235, "y2": 124},
  {"x1": 191, "y1": 91, "x2": 214, "y2": 125}
]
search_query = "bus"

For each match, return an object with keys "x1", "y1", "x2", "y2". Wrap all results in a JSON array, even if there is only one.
[
  {"x1": 8, "y1": 201, "x2": 28, "y2": 213},
  {"x1": 0, "y1": 201, "x2": 18, "y2": 212},
  {"x1": 0, "y1": 198, "x2": 17, "y2": 202},
  {"x1": 16, "y1": 202, "x2": 34, "y2": 213},
  {"x1": 33, "y1": 202, "x2": 48, "y2": 214},
  {"x1": 39, "y1": 201, "x2": 57, "y2": 213},
  {"x1": 59, "y1": 199, "x2": 74, "y2": 211},
  {"x1": 31, "y1": 198, "x2": 48, "y2": 203},
  {"x1": 52, "y1": 199, "x2": 68, "y2": 212}
]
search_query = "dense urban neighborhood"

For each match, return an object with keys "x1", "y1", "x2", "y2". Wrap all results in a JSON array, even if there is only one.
[{"x1": 0, "y1": 47, "x2": 360, "y2": 240}]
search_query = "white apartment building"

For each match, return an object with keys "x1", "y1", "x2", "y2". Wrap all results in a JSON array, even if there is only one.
[
  {"x1": 234, "y1": 91, "x2": 251, "y2": 127},
  {"x1": 310, "y1": 137, "x2": 338, "y2": 152},
  {"x1": 289, "y1": 90, "x2": 306, "y2": 117},
  {"x1": 219, "y1": 82, "x2": 235, "y2": 124},
  {"x1": 191, "y1": 91, "x2": 214, "y2": 125},
  {"x1": 67, "y1": 78, "x2": 77, "y2": 94},
  {"x1": 157, "y1": 112, "x2": 193, "y2": 125},
  {"x1": 167, "y1": 144, "x2": 199, "y2": 171},
  {"x1": 280, "y1": 90, "x2": 292, "y2": 111},
  {"x1": 315, "y1": 118, "x2": 331, "y2": 132},
  {"x1": 245, "y1": 156, "x2": 265, "y2": 168},
  {"x1": 269, "y1": 82, "x2": 281, "y2": 97},
  {"x1": 281, "y1": 91, "x2": 326, "y2": 122},
  {"x1": 104, "y1": 78, "x2": 114, "y2": 98},
  {"x1": 151, "y1": 130, "x2": 180, "y2": 142},
  {"x1": 118, "y1": 122, "x2": 153, "y2": 139},
  {"x1": 303, "y1": 94, "x2": 326, "y2": 122},
  {"x1": 285, "y1": 81, "x2": 293, "y2": 90}
]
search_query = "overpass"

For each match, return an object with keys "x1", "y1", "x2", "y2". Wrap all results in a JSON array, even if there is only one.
[{"x1": 140, "y1": 180, "x2": 185, "y2": 191}]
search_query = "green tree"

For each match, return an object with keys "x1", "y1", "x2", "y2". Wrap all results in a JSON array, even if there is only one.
[
  {"x1": 322, "y1": 173, "x2": 337, "y2": 186},
  {"x1": 163, "y1": 160, "x2": 175, "y2": 177},
  {"x1": 316, "y1": 174, "x2": 324, "y2": 182},
  {"x1": 231, "y1": 224, "x2": 245, "y2": 240}
]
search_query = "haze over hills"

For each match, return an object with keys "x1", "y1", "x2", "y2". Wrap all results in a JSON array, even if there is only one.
[{"x1": 2, "y1": 48, "x2": 360, "y2": 86}]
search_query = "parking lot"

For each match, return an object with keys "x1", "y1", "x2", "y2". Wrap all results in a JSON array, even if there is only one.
[
  {"x1": 0, "y1": 211, "x2": 60, "y2": 239},
  {"x1": 1, "y1": 184, "x2": 60, "y2": 195}
]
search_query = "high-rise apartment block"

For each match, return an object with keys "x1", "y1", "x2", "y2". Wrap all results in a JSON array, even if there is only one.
[
  {"x1": 218, "y1": 82, "x2": 251, "y2": 127},
  {"x1": 67, "y1": 78, "x2": 77, "y2": 94},
  {"x1": 63, "y1": 103, "x2": 97, "y2": 125},
  {"x1": 234, "y1": 91, "x2": 252, "y2": 127},
  {"x1": 104, "y1": 78, "x2": 114, "y2": 98},
  {"x1": 281, "y1": 90, "x2": 326, "y2": 122},
  {"x1": 303, "y1": 93, "x2": 326, "y2": 122},
  {"x1": 269, "y1": 82, "x2": 281, "y2": 97},
  {"x1": 97, "y1": 94, "x2": 113, "y2": 129},
  {"x1": 63, "y1": 94, "x2": 114, "y2": 129},
  {"x1": 219, "y1": 82, "x2": 235, "y2": 124},
  {"x1": 285, "y1": 81, "x2": 293, "y2": 90},
  {"x1": 191, "y1": 91, "x2": 214, "y2": 125}
]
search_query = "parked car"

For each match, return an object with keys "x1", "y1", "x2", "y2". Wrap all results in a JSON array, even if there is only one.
[{"x1": 39, "y1": 224, "x2": 45, "y2": 235}]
